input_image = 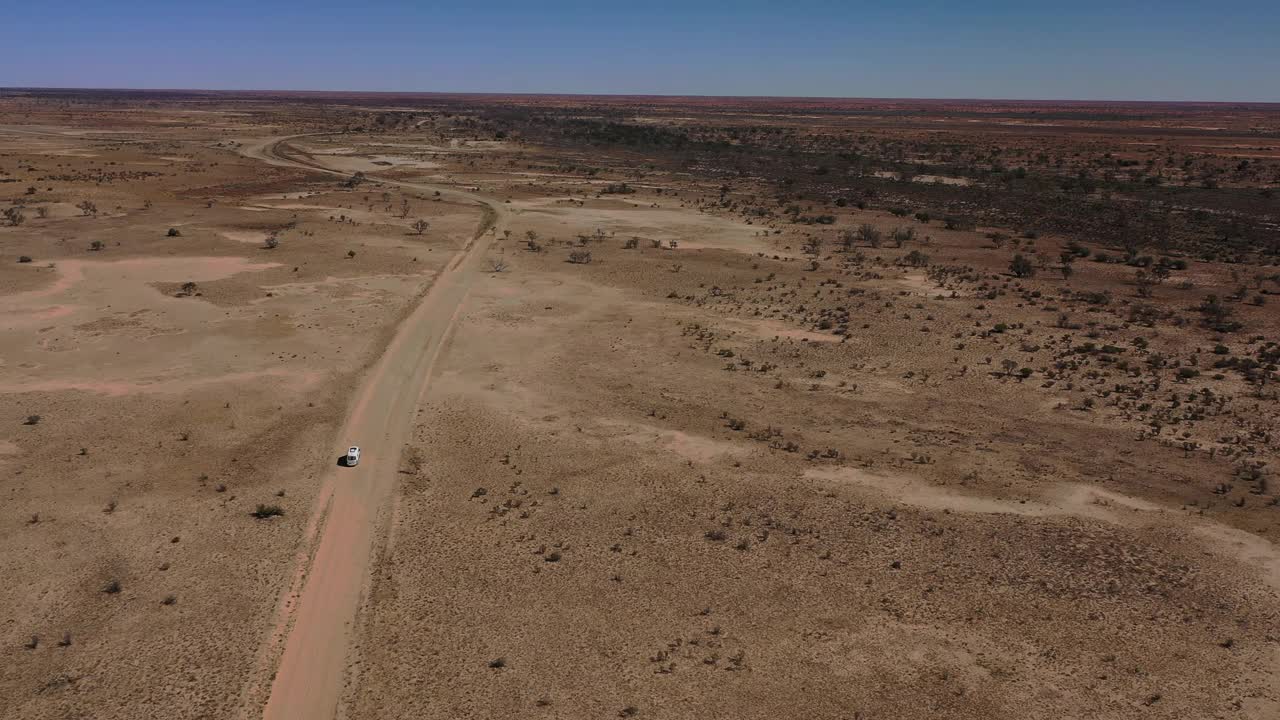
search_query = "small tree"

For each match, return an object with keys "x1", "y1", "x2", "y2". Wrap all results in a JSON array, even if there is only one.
[
  {"x1": 89, "y1": 240, "x2": 104, "y2": 252},
  {"x1": 839, "y1": 229, "x2": 856, "y2": 252},
  {"x1": 1001, "y1": 358, "x2": 1018, "y2": 376},
  {"x1": 412, "y1": 219, "x2": 430, "y2": 235},
  {"x1": 1135, "y1": 270, "x2": 1156, "y2": 298},
  {"x1": 179, "y1": 281, "x2": 198, "y2": 296},
  {"x1": 904, "y1": 250, "x2": 930, "y2": 267},
  {"x1": 167, "y1": 227, "x2": 181, "y2": 237},
  {"x1": 77, "y1": 200, "x2": 97, "y2": 217},
  {"x1": 891, "y1": 226, "x2": 916, "y2": 248},
  {"x1": 856, "y1": 224, "x2": 882, "y2": 248},
  {"x1": 567, "y1": 249, "x2": 592, "y2": 264},
  {"x1": 264, "y1": 234, "x2": 280, "y2": 249},
  {"x1": 3, "y1": 207, "x2": 24, "y2": 226},
  {"x1": 1009, "y1": 254, "x2": 1035, "y2": 278}
]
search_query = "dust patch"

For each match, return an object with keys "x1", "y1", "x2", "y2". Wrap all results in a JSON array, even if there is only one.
[
  {"x1": 599, "y1": 419, "x2": 742, "y2": 463},
  {"x1": 0, "y1": 368, "x2": 324, "y2": 397}
]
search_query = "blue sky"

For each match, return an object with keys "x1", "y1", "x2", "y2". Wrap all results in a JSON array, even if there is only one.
[{"x1": 2, "y1": 1, "x2": 1277, "y2": 101}]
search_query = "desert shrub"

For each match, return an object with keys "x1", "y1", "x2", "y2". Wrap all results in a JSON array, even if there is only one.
[
  {"x1": 914, "y1": 212, "x2": 931, "y2": 223},
  {"x1": 1009, "y1": 254, "x2": 1035, "y2": 278},
  {"x1": 166, "y1": 228, "x2": 181, "y2": 237},
  {"x1": 1198, "y1": 294, "x2": 1242, "y2": 332},
  {"x1": 24, "y1": 415, "x2": 41, "y2": 425},
  {"x1": 856, "y1": 224, "x2": 882, "y2": 248},
  {"x1": 944, "y1": 216, "x2": 975, "y2": 231},
  {"x1": 251, "y1": 504, "x2": 284, "y2": 519},
  {"x1": 904, "y1": 250, "x2": 930, "y2": 267},
  {"x1": 567, "y1": 249, "x2": 592, "y2": 264},
  {"x1": 18, "y1": 255, "x2": 32, "y2": 263}
]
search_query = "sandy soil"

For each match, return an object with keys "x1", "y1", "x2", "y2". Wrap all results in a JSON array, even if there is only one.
[
  {"x1": 0, "y1": 110, "x2": 482, "y2": 720},
  {"x1": 1, "y1": 93, "x2": 1278, "y2": 720}
]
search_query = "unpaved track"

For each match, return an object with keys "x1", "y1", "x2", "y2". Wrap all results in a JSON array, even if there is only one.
[{"x1": 239, "y1": 137, "x2": 505, "y2": 720}]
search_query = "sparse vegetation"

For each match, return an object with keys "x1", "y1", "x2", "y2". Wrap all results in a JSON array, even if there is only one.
[
  {"x1": 4, "y1": 88, "x2": 1278, "y2": 720},
  {"x1": 251, "y1": 504, "x2": 284, "y2": 519},
  {"x1": 1009, "y1": 254, "x2": 1035, "y2": 278}
]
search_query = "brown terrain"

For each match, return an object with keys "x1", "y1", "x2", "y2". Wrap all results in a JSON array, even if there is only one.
[{"x1": 2, "y1": 89, "x2": 1279, "y2": 720}]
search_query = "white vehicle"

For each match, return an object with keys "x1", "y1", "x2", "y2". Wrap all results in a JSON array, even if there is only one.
[{"x1": 346, "y1": 446, "x2": 361, "y2": 467}]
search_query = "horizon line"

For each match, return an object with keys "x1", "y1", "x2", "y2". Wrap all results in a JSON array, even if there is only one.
[{"x1": 3, "y1": 85, "x2": 1279, "y2": 107}]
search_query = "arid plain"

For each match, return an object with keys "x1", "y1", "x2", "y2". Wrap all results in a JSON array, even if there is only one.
[{"x1": 2, "y1": 91, "x2": 1279, "y2": 719}]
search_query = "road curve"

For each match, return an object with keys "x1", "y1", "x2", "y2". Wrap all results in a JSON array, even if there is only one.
[{"x1": 239, "y1": 136, "x2": 505, "y2": 720}]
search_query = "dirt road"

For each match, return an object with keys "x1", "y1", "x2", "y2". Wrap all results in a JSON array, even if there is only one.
[{"x1": 240, "y1": 137, "x2": 505, "y2": 720}]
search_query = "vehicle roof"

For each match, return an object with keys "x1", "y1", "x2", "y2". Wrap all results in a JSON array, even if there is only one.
[{"x1": 349, "y1": 446, "x2": 360, "y2": 452}]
